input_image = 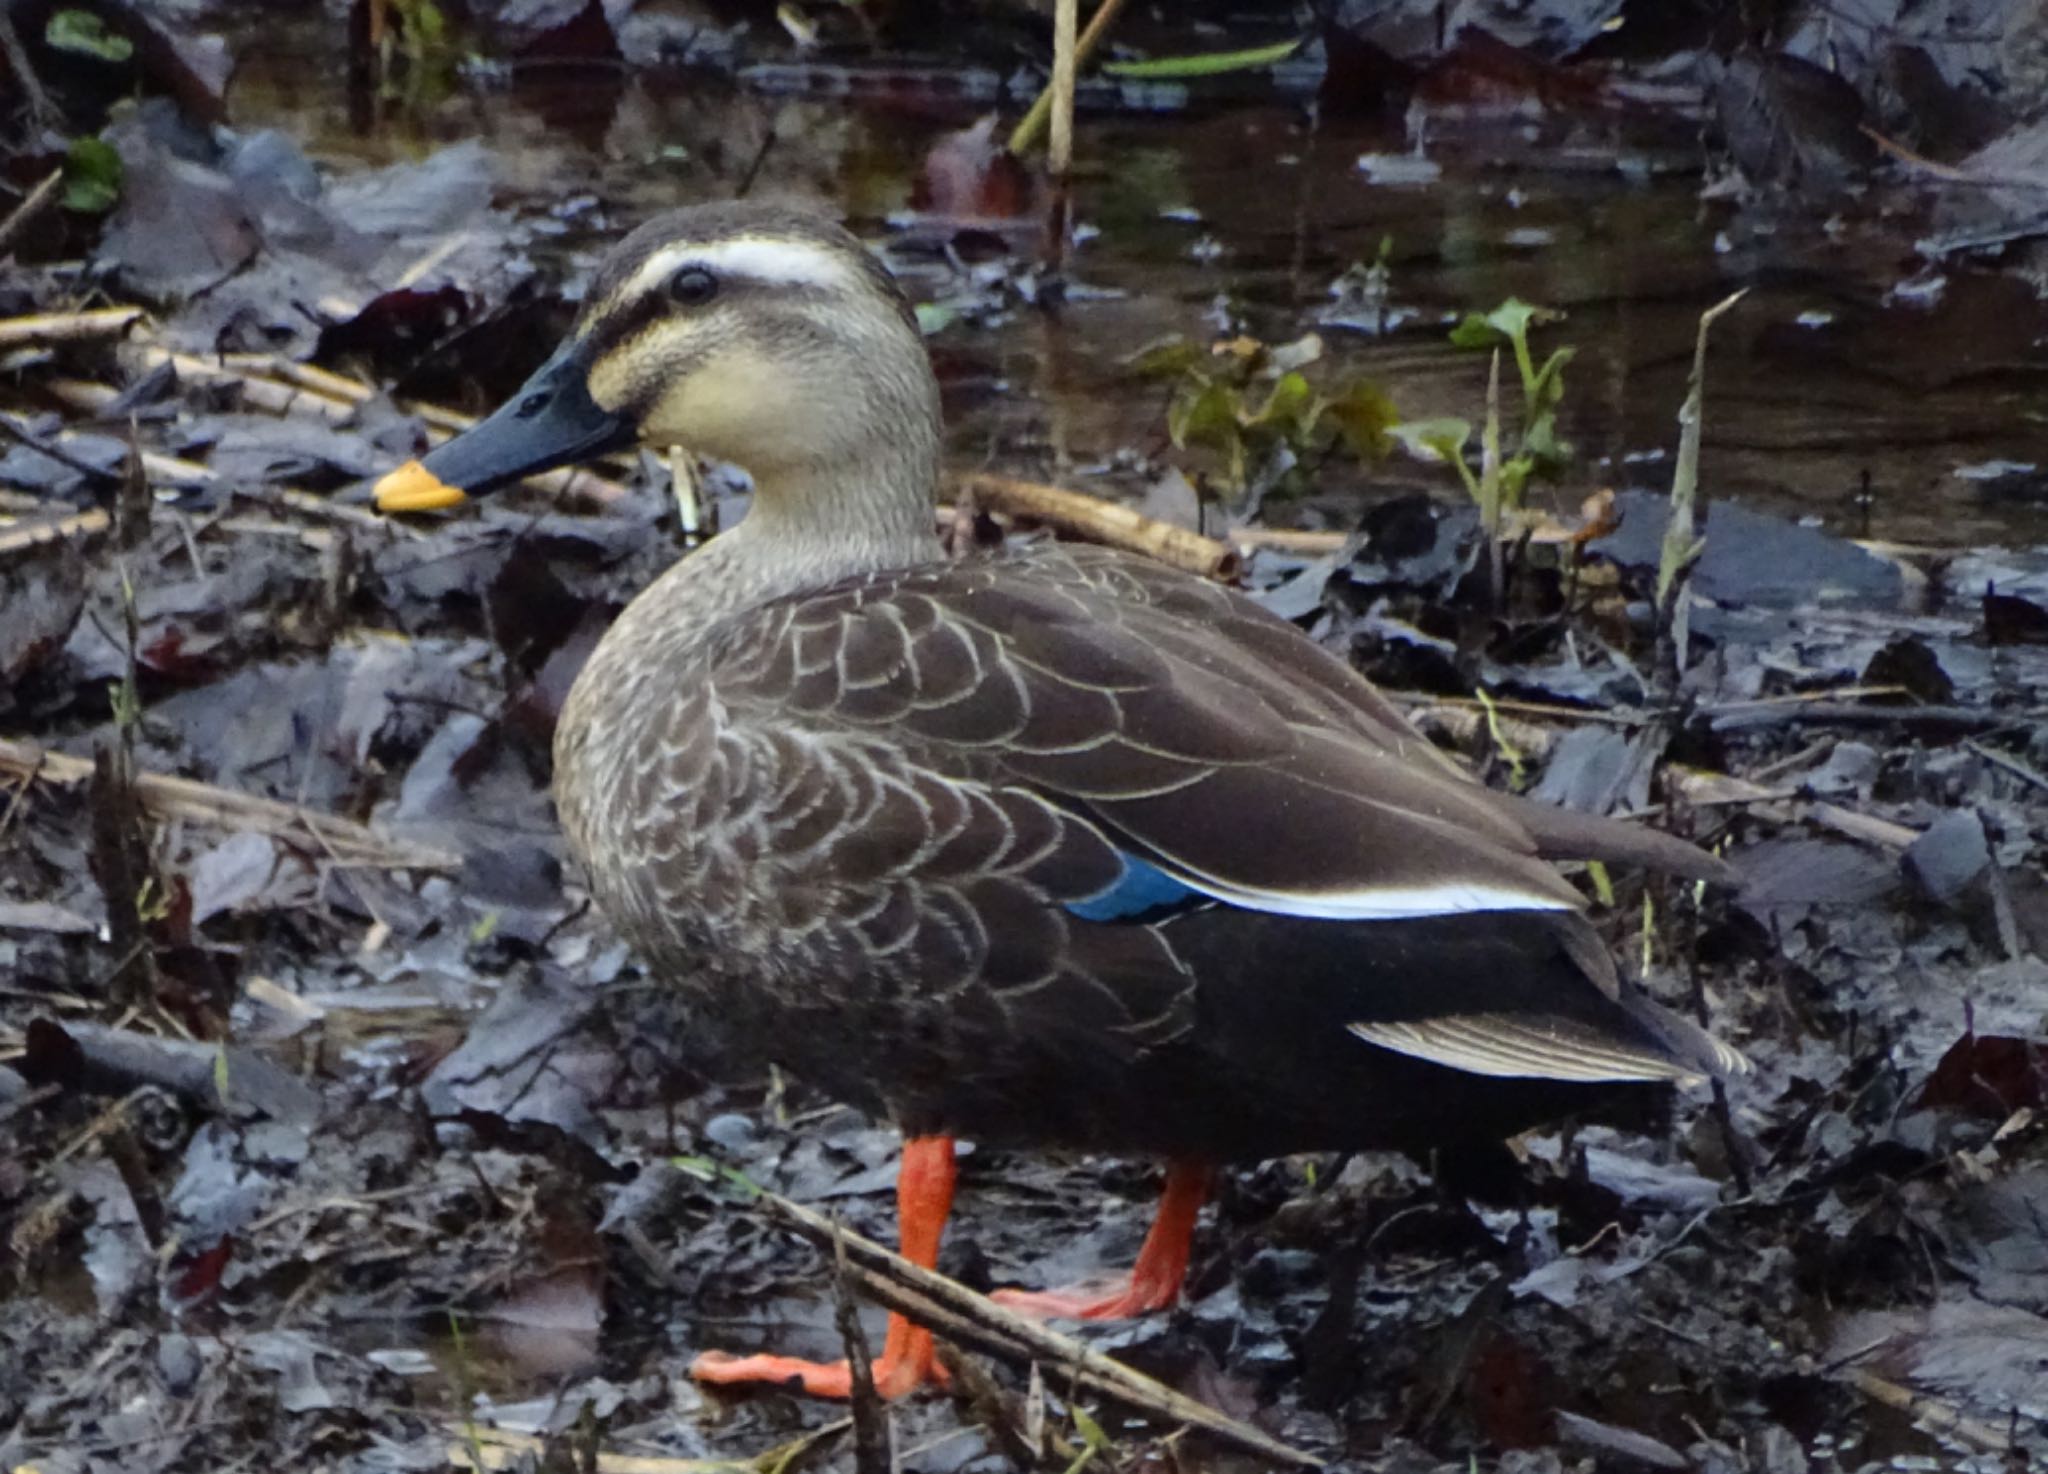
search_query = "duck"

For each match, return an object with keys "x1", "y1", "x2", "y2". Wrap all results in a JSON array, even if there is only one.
[{"x1": 373, "y1": 200, "x2": 1746, "y2": 1400}]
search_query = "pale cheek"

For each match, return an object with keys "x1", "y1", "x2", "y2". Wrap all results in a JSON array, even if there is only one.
[{"x1": 649, "y1": 352, "x2": 857, "y2": 463}]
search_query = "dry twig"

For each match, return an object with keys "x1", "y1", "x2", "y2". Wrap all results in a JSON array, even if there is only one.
[
  {"x1": 957, "y1": 472, "x2": 1240, "y2": 581},
  {"x1": 0, "y1": 169, "x2": 64, "y2": 255}
]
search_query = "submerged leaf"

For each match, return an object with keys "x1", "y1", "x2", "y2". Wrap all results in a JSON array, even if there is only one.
[
  {"x1": 1103, "y1": 37, "x2": 1302, "y2": 80},
  {"x1": 46, "y1": 9, "x2": 133, "y2": 61}
]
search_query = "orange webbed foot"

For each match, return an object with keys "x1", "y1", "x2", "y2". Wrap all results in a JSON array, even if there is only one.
[
  {"x1": 691, "y1": 1336, "x2": 949, "y2": 1399},
  {"x1": 990, "y1": 1279, "x2": 1177, "y2": 1321},
  {"x1": 991, "y1": 1160, "x2": 1212, "y2": 1322}
]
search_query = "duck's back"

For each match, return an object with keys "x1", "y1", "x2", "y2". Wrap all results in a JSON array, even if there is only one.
[{"x1": 553, "y1": 541, "x2": 1736, "y2": 1157}]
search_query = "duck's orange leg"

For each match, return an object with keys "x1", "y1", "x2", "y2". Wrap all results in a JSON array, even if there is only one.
[
  {"x1": 692, "y1": 1134, "x2": 956, "y2": 1399},
  {"x1": 992, "y1": 1160, "x2": 1213, "y2": 1320}
]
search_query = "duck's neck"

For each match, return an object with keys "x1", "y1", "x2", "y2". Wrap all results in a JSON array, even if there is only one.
[
  {"x1": 720, "y1": 453, "x2": 943, "y2": 597},
  {"x1": 621, "y1": 450, "x2": 944, "y2": 662}
]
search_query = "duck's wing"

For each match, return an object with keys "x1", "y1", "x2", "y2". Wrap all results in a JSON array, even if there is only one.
[
  {"x1": 1049, "y1": 547, "x2": 1734, "y2": 884},
  {"x1": 710, "y1": 545, "x2": 1711, "y2": 928}
]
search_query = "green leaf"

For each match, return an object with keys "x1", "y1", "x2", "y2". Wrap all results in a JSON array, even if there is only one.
[
  {"x1": 1527, "y1": 345, "x2": 1575, "y2": 410},
  {"x1": 1322, "y1": 379, "x2": 1398, "y2": 459},
  {"x1": 1070, "y1": 1405, "x2": 1111, "y2": 1451},
  {"x1": 46, "y1": 9, "x2": 133, "y2": 62},
  {"x1": 1522, "y1": 415, "x2": 1573, "y2": 469},
  {"x1": 1450, "y1": 297, "x2": 1560, "y2": 353},
  {"x1": 1483, "y1": 298, "x2": 1553, "y2": 340},
  {"x1": 1168, "y1": 381, "x2": 1242, "y2": 453},
  {"x1": 62, "y1": 137, "x2": 123, "y2": 214},
  {"x1": 1101, "y1": 37, "x2": 1301, "y2": 79},
  {"x1": 1390, "y1": 417, "x2": 1471, "y2": 466},
  {"x1": 1448, "y1": 314, "x2": 1505, "y2": 351},
  {"x1": 1245, "y1": 371, "x2": 1316, "y2": 438},
  {"x1": 913, "y1": 302, "x2": 957, "y2": 336}
]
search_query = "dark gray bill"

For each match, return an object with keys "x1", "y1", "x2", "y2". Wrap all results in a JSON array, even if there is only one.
[{"x1": 415, "y1": 344, "x2": 635, "y2": 497}]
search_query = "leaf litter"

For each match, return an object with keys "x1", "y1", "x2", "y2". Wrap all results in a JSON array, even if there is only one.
[{"x1": 4, "y1": 3, "x2": 2048, "y2": 1471}]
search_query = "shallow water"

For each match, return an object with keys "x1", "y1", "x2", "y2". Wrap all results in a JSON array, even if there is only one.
[{"x1": 218, "y1": 28, "x2": 2048, "y2": 552}]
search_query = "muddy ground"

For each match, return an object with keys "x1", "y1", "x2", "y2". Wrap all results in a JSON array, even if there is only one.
[{"x1": 3, "y1": 2, "x2": 2048, "y2": 1472}]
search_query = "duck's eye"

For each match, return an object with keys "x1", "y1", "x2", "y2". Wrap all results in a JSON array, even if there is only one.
[{"x1": 668, "y1": 265, "x2": 719, "y2": 306}]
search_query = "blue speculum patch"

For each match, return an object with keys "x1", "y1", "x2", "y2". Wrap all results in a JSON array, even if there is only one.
[{"x1": 1064, "y1": 852, "x2": 1204, "y2": 921}]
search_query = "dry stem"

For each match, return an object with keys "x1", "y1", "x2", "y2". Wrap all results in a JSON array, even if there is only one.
[{"x1": 0, "y1": 307, "x2": 147, "y2": 350}]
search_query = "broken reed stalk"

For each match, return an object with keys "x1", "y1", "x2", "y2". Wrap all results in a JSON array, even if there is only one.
[
  {"x1": 1654, "y1": 289, "x2": 1745, "y2": 685},
  {"x1": 1049, "y1": 0, "x2": 1078, "y2": 178},
  {"x1": 956, "y1": 472, "x2": 1240, "y2": 581},
  {"x1": 1043, "y1": 0, "x2": 1080, "y2": 270},
  {"x1": 0, "y1": 738, "x2": 459, "y2": 872},
  {"x1": 1008, "y1": 0, "x2": 1133, "y2": 156},
  {"x1": 0, "y1": 306, "x2": 146, "y2": 349},
  {"x1": 693, "y1": 1166, "x2": 1320, "y2": 1467}
]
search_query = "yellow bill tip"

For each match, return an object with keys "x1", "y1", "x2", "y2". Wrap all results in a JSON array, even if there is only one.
[{"x1": 373, "y1": 460, "x2": 468, "y2": 513}]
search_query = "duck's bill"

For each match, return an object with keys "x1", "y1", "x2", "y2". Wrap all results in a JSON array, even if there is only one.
[{"x1": 373, "y1": 346, "x2": 635, "y2": 512}]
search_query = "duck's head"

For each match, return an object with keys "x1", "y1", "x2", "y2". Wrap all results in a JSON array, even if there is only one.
[{"x1": 376, "y1": 202, "x2": 942, "y2": 534}]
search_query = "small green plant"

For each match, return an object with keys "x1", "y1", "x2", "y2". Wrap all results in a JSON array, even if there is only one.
[
  {"x1": 389, "y1": 0, "x2": 448, "y2": 66},
  {"x1": 1449, "y1": 297, "x2": 1575, "y2": 475},
  {"x1": 1134, "y1": 333, "x2": 1397, "y2": 495},
  {"x1": 378, "y1": 0, "x2": 460, "y2": 103},
  {"x1": 62, "y1": 136, "x2": 122, "y2": 214},
  {"x1": 1392, "y1": 299, "x2": 1578, "y2": 601}
]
